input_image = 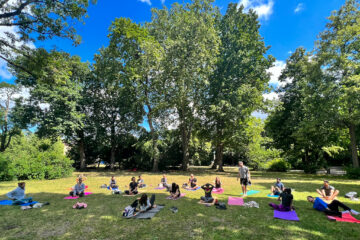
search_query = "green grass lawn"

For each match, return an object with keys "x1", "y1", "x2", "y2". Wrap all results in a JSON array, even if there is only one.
[{"x1": 1, "y1": 167, "x2": 360, "y2": 240}]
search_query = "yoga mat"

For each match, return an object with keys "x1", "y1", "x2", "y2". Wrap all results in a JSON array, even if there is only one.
[
  {"x1": 228, "y1": 197, "x2": 244, "y2": 206},
  {"x1": 0, "y1": 200, "x2": 38, "y2": 206},
  {"x1": 240, "y1": 190, "x2": 260, "y2": 196},
  {"x1": 132, "y1": 206, "x2": 165, "y2": 219},
  {"x1": 327, "y1": 213, "x2": 360, "y2": 223},
  {"x1": 64, "y1": 192, "x2": 92, "y2": 199},
  {"x1": 267, "y1": 194, "x2": 280, "y2": 198},
  {"x1": 155, "y1": 187, "x2": 166, "y2": 190},
  {"x1": 213, "y1": 188, "x2": 224, "y2": 194},
  {"x1": 274, "y1": 210, "x2": 299, "y2": 221},
  {"x1": 68, "y1": 185, "x2": 89, "y2": 190},
  {"x1": 166, "y1": 193, "x2": 186, "y2": 200},
  {"x1": 185, "y1": 186, "x2": 201, "y2": 191}
]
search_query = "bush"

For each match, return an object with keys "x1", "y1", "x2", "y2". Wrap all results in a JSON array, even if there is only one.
[
  {"x1": 345, "y1": 167, "x2": 360, "y2": 179},
  {"x1": 0, "y1": 134, "x2": 73, "y2": 181},
  {"x1": 266, "y1": 158, "x2": 291, "y2": 172}
]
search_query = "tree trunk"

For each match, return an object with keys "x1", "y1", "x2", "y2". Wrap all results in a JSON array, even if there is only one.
[
  {"x1": 181, "y1": 125, "x2": 190, "y2": 171},
  {"x1": 211, "y1": 151, "x2": 218, "y2": 169},
  {"x1": 349, "y1": 124, "x2": 359, "y2": 167},
  {"x1": 110, "y1": 124, "x2": 116, "y2": 170},
  {"x1": 216, "y1": 142, "x2": 224, "y2": 172},
  {"x1": 79, "y1": 139, "x2": 86, "y2": 170},
  {"x1": 147, "y1": 105, "x2": 159, "y2": 172}
]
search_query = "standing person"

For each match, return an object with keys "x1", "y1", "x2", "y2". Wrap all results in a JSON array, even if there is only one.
[
  {"x1": 6, "y1": 182, "x2": 33, "y2": 205},
  {"x1": 169, "y1": 183, "x2": 181, "y2": 199},
  {"x1": 271, "y1": 178, "x2": 285, "y2": 196},
  {"x1": 125, "y1": 177, "x2": 138, "y2": 195},
  {"x1": 316, "y1": 180, "x2": 339, "y2": 201},
  {"x1": 109, "y1": 176, "x2": 118, "y2": 189},
  {"x1": 70, "y1": 178, "x2": 85, "y2": 197},
  {"x1": 307, "y1": 196, "x2": 359, "y2": 217},
  {"x1": 214, "y1": 177, "x2": 222, "y2": 189},
  {"x1": 269, "y1": 188, "x2": 294, "y2": 212},
  {"x1": 199, "y1": 183, "x2": 215, "y2": 204},
  {"x1": 237, "y1": 161, "x2": 251, "y2": 196}
]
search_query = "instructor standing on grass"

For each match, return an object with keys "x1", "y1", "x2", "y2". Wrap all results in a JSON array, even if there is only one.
[{"x1": 237, "y1": 161, "x2": 251, "y2": 196}]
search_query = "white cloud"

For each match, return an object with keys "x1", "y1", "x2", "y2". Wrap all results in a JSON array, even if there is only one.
[
  {"x1": 263, "y1": 91, "x2": 279, "y2": 101},
  {"x1": 252, "y1": 111, "x2": 268, "y2": 119},
  {"x1": 237, "y1": 0, "x2": 274, "y2": 20},
  {"x1": 0, "y1": 58, "x2": 13, "y2": 80},
  {"x1": 267, "y1": 60, "x2": 286, "y2": 86},
  {"x1": 294, "y1": 3, "x2": 304, "y2": 13},
  {"x1": 160, "y1": 0, "x2": 165, "y2": 4},
  {"x1": 139, "y1": 0, "x2": 152, "y2": 5}
]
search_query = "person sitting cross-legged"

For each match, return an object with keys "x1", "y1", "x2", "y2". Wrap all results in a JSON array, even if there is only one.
[
  {"x1": 316, "y1": 180, "x2": 339, "y2": 201},
  {"x1": 271, "y1": 178, "x2": 285, "y2": 196},
  {"x1": 7, "y1": 182, "x2": 33, "y2": 205},
  {"x1": 70, "y1": 178, "x2": 85, "y2": 197},
  {"x1": 199, "y1": 183, "x2": 216, "y2": 205},
  {"x1": 307, "y1": 196, "x2": 359, "y2": 217},
  {"x1": 183, "y1": 174, "x2": 198, "y2": 190},
  {"x1": 125, "y1": 177, "x2": 138, "y2": 195},
  {"x1": 169, "y1": 183, "x2": 181, "y2": 199}
]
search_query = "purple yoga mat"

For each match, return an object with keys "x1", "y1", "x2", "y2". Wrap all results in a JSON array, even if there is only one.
[
  {"x1": 166, "y1": 193, "x2": 185, "y2": 200},
  {"x1": 155, "y1": 187, "x2": 166, "y2": 190},
  {"x1": 274, "y1": 210, "x2": 299, "y2": 221},
  {"x1": 228, "y1": 197, "x2": 244, "y2": 206}
]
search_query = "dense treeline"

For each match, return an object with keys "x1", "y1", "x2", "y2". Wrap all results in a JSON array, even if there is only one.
[{"x1": 0, "y1": 0, "x2": 359, "y2": 175}]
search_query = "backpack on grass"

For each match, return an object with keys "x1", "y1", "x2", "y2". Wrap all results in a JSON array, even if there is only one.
[{"x1": 123, "y1": 205, "x2": 135, "y2": 217}]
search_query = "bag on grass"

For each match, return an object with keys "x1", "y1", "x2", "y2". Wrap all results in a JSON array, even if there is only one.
[
  {"x1": 123, "y1": 205, "x2": 135, "y2": 217},
  {"x1": 100, "y1": 184, "x2": 107, "y2": 188},
  {"x1": 73, "y1": 202, "x2": 87, "y2": 209},
  {"x1": 215, "y1": 202, "x2": 227, "y2": 210},
  {"x1": 345, "y1": 192, "x2": 358, "y2": 198}
]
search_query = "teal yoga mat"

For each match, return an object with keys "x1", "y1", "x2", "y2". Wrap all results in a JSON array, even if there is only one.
[{"x1": 240, "y1": 190, "x2": 260, "y2": 196}]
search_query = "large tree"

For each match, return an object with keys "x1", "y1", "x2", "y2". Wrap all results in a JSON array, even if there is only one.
[
  {"x1": 107, "y1": 18, "x2": 166, "y2": 172},
  {"x1": 149, "y1": 0, "x2": 220, "y2": 170},
  {"x1": 91, "y1": 47, "x2": 144, "y2": 170},
  {"x1": 0, "y1": 0, "x2": 96, "y2": 75},
  {"x1": 317, "y1": 0, "x2": 360, "y2": 167},
  {"x1": 206, "y1": 3, "x2": 274, "y2": 171}
]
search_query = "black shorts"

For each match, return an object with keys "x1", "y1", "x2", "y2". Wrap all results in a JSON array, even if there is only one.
[{"x1": 240, "y1": 178, "x2": 248, "y2": 186}]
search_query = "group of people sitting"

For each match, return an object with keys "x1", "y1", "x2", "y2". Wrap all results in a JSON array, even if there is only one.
[{"x1": 268, "y1": 178, "x2": 359, "y2": 218}]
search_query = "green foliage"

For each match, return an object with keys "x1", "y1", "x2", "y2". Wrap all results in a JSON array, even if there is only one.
[
  {"x1": 266, "y1": 158, "x2": 291, "y2": 172},
  {"x1": 344, "y1": 167, "x2": 360, "y2": 179},
  {"x1": 0, "y1": 134, "x2": 73, "y2": 181}
]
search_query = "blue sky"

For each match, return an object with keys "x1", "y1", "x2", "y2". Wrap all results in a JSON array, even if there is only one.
[
  {"x1": 0, "y1": 0, "x2": 346, "y2": 123},
  {"x1": 0, "y1": 0, "x2": 346, "y2": 84}
]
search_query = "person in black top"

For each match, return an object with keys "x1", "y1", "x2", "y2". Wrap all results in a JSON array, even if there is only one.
[
  {"x1": 125, "y1": 177, "x2": 138, "y2": 195},
  {"x1": 214, "y1": 177, "x2": 222, "y2": 189},
  {"x1": 183, "y1": 174, "x2": 198, "y2": 189},
  {"x1": 169, "y1": 183, "x2": 181, "y2": 199},
  {"x1": 199, "y1": 183, "x2": 215, "y2": 204},
  {"x1": 269, "y1": 188, "x2": 294, "y2": 211}
]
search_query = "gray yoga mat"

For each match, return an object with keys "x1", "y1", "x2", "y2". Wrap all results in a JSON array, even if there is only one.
[{"x1": 133, "y1": 205, "x2": 165, "y2": 219}]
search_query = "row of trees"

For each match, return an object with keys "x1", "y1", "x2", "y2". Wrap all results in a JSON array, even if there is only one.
[
  {"x1": 266, "y1": 0, "x2": 360, "y2": 172},
  {"x1": 1, "y1": 0, "x2": 358, "y2": 173},
  {"x1": 2, "y1": 0, "x2": 275, "y2": 172}
]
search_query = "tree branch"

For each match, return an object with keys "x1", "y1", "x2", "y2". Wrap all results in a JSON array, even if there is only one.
[{"x1": 0, "y1": 0, "x2": 37, "y2": 20}]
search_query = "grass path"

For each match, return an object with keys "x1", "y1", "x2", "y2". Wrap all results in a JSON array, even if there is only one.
[{"x1": 0, "y1": 167, "x2": 360, "y2": 240}]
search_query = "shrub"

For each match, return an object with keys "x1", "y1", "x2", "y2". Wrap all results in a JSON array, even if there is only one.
[
  {"x1": 0, "y1": 134, "x2": 73, "y2": 181},
  {"x1": 266, "y1": 158, "x2": 291, "y2": 172},
  {"x1": 344, "y1": 167, "x2": 360, "y2": 179}
]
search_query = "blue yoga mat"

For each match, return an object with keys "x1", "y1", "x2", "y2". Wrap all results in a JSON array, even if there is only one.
[
  {"x1": 240, "y1": 190, "x2": 260, "y2": 196},
  {"x1": 268, "y1": 194, "x2": 280, "y2": 198},
  {"x1": 186, "y1": 186, "x2": 201, "y2": 191},
  {"x1": 0, "y1": 200, "x2": 38, "y2": 206}
]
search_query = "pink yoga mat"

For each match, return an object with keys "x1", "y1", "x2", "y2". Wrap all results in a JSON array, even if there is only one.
[
  {"x1": 327, "y1": 213, "x2": 360, "y2": 223},
  {"x1": 166, "y1": 193, "x2": 185, "y2": 200},
  {"x1": 274, "y1": 210, "x2": 299, "y2": 221},
  {"x1": 64, "y1": 192, "x2": 92, "y2": 199},
  {"x1": 228, "y1": 197, "x2": 244, "y2": 206},
  {"x1": 213, "y1": 188, "x2": 224, "y2": 194}
]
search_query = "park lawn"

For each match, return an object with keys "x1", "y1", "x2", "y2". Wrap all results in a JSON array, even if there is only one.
[{"x1": 0, "y1": 167, "x2": 360, "y2": 240}]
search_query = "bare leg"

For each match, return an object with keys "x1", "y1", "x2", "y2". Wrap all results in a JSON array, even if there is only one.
[{"x1": 271, "y1": 186, "x2": 275, "y2": 194}]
